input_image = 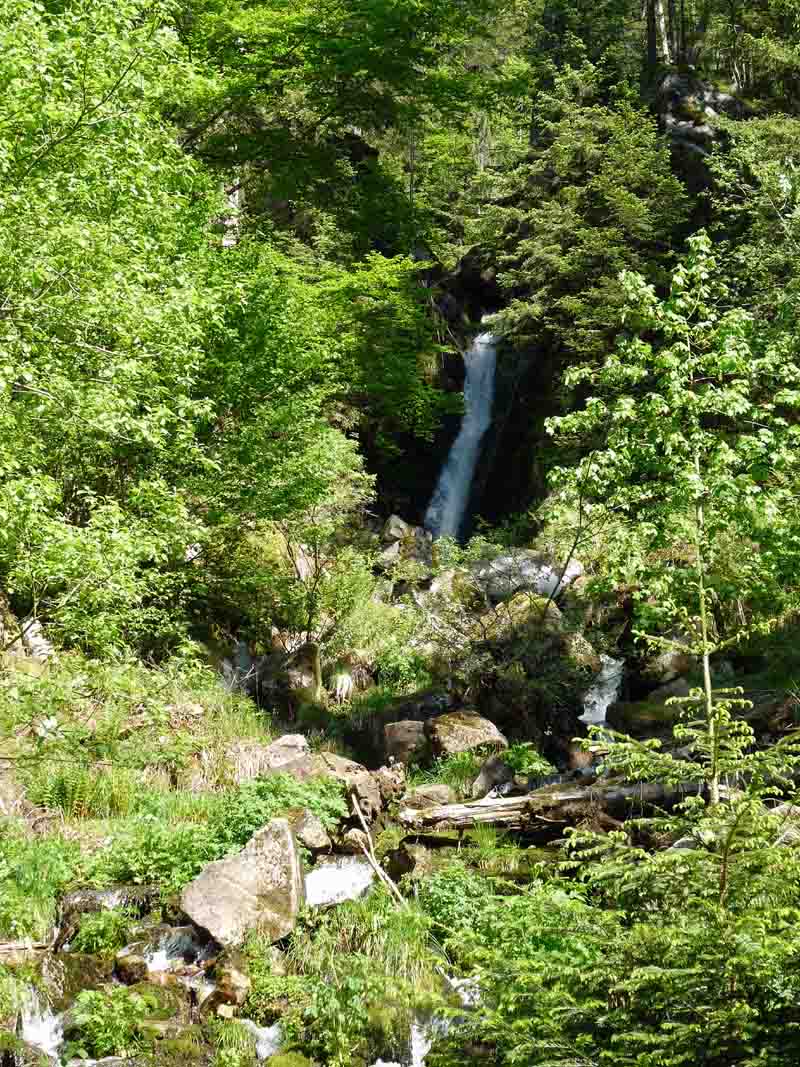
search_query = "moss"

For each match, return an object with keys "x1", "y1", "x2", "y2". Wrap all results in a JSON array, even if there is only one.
[
  {"x1": 156, "y1": 1027, "x2": 208, "y2": 1065},
  {"x1": 605, "y1": 700, "x2": 682, "y2": 738},
  {"x1": 267, "y1": 1054, "x2": 316, "y2": 1066},
  {"x1": 128, "y1": 981, "x2": 189, "y2": 1022}
]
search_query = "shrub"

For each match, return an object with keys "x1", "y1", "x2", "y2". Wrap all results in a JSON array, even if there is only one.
[
  {"x1": 410, "y1": 753, "x2": 481, "y2": 795},
  {"x1": 502, "y1": 742, "x2": 553, "y2": 778},
  {"x1": 209, "y1": 773, "x2": 348, "y2": 852},
  {"x1": 89, "y1": 816, "x2": 218, "y2": 894},
  {"x1": 71, "y1": 908, "x2": 133, "y2": 955},
  {"x1": 64, "y1": 986, "x2": 157, "y2": 1059},
  {"x1": 0, "y1": 822, "x2": 82, "y2": 939},
  {"x1": 415, "y1": 863, "x2": 497, "y2": 938}
]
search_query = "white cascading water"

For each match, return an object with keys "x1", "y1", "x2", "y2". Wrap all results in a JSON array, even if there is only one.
[
  {"x1": 19, "y1": 987, "x2": 63, "y2": 1061},
  {"x1": 304, "y1": 855, "x2": 375, "y2": 908},
  {"x1": 581, "y1": 654, "x2": 624, "y2": 725},
  {"x1": 425, "y1": 331, "x2": 497, "y2": 540}
]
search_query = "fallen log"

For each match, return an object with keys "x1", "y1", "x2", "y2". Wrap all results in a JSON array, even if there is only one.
[{"x1": 398, "y1": 781, "x2": 711, "y2": 834}]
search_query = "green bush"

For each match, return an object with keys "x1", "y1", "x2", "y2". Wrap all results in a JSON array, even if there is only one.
[
  {"x1": 0, "y1": 822, "x2": 82, "y2": 939},
  {"x1": 64, "y1": 986, "x2": 157, "y2": 1059},
  {"x1": 71, "y1": 908, "x2": 133, "y2": 955},
  {"x1": 502, "y1": 742, "x2": 553, "y2": 777},
  {"x1": 410, "y1": 753, "x2": 481, "y2": 795},
  {"x1": 89, "y1": 817, "x2": 218, "y2": 894},
  {"x1": 209, "y1": 773, "x2": 348, "y2": 853},
  {"x1": 415, "y1": 863, "x2": 497, "y2": 937}
]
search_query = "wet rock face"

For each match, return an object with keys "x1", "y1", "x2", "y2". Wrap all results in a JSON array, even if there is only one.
[
  {"x1": 425, "y1": 710, "x2": 508, "y2": 759},
  {"x1": 199, "y1": 948, "x2": 251, "y2": 1018},
  {"x1": 114, "y1": 925, "x2": 212, "y2": 985},
  {"x1": 181, "y1": 818, "x2": 304, "y2": 948},
  {"x1": 470, "y1": 550, "x2": 583, "y2": 604}
]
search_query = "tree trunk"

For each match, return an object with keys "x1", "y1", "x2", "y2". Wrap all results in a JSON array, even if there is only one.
[
  {"x1": 398, "y1": 782, "x2": 711, "y2": 835},
  {"x1": 646, "y1": 0, "x2": 659, "y2": 72},
  {"x1": 656, "y1": 0, "x2": 672, "y2": 63}
]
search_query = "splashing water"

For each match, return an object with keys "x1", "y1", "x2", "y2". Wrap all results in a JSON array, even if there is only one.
[
  {"x1": 20, "y1": 988, "x2": 63, "y2": 1060},
  {"x1": 240, "y1": 1019, "x2": 284, "y2": 1060},
  {"x1": 425, "y1": 332, "x2": 497, "y2": 540},
  {"x1": 581, "y1": 655, "x2": 624, "y2": 725},
  {"x1": 305, "y1": 855, "x2": 375, "y2": 908}
]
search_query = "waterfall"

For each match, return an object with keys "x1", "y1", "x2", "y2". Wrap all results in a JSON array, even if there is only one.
[
  {"x1": 425, "y1": 331, "x2": 497, "y2": 540},
  {"x1": 581, "y1": 655, "x2": 624, "y2": 725}
]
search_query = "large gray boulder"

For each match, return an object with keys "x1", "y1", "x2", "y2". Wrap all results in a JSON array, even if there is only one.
[
  {"x1": 471, "y1": 551, "x2": 583, "y2": 604},
  {"x1": 181, "y1": 818, "x2": 304, "y2": 947},
  {"x1": 384, "y1": 720, "x2": 427, "y2": 765},
  {"x1": 425, "y1": 710, "x2": 508, "y2": 758}
]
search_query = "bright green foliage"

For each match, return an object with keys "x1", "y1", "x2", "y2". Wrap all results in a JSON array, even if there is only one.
[
  {"x1": 0, "y1": 823, "x2": 82, "y2": 939},
  {"x1": 411, "y1": 752, "x2": 482, "y2": 795},
  {"x1": 494, "y1": 87, "x2": 688, "y2": 355},
  {"x1": 209, "y1": 773, "x2": 348, "y2": 851},
  {"x1": 89, "y1": 816, "x2": 219, "y2": 893},
  {"x1": 283, "y1": 889, "x2": 441, "y2": 1065},
  {"x1": 415, "y1": 863, "x2": 497, "y2": 937},
  {"x1": 503, "y1": 742, "x2": 554, "y2": 777},
  {"x1": 64, "y1": 986, "x2": 157, "y2": 1059},
  {"x1": 549, "y1": 230, "x2": 800, "y2": 632},
  {"x1": 23, "y1": 763, "x2": 140, "y2": 820},
  {"x1": 429, "y1": 876, "x2": 800, "y2": 1065},
  {"x1": 70, "y1": 908, "x2": 134, "y2": 955}
]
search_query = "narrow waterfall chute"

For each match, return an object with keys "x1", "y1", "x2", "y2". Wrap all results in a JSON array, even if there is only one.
[
  {"x1": 425, "y1": 331, "x2": 497, "y2": 540},
  {"x1": 581, "y1": 655, "x2": 624, "y2": 725}
]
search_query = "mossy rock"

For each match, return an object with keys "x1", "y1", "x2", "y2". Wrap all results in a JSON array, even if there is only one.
[
  {"x1": 267, "y1": 1055, "x2": 316, "y2": 1067},
  {"x1": 606, "y1": 700, "x2": 683, "y2": 738},
  {"x1": 153, "y1": 1027, "x2": 209, "y2": 1065},
  {"x1": 128, "y1": 980, "x2": 191, "y2": 1023},
  {"x1": 477, "y1": 593, "x2": 562, "y2": 642}
]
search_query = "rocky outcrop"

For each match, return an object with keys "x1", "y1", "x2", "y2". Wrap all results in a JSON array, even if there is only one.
[
  {"x1": 470, "y1": 754, "x2": 514, "y2": 799},
  {"x1": 278, "y1": 752, "x2": 382, "y2": 820},
  {"x1": 372, "y1": 762, "x2": 406, "y2": 806},
  {"x1": 288, "y1": 808, "x2": 331, "y2": 853},
  {"x1": 379, "y1": 514, "x2": 433, "y2": 572},
  {"x1": 181, "y1": 818, "x2": 304, "y2": 947},
  {"x1": 426, "y1": 710, "x2": 508, "y2": 758},
  {"x1": 470, "y1": 550, "x2": 583, "y2": 604},
  {"x1": 384, "y1": 720, "x2": 427, "y2": 765},
  {"x1": 476, "y1": 591, "x2": 563, "y2": 641},
  {"x1": 182, "y1": 734, "x2": 311, "y2": 791}
]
